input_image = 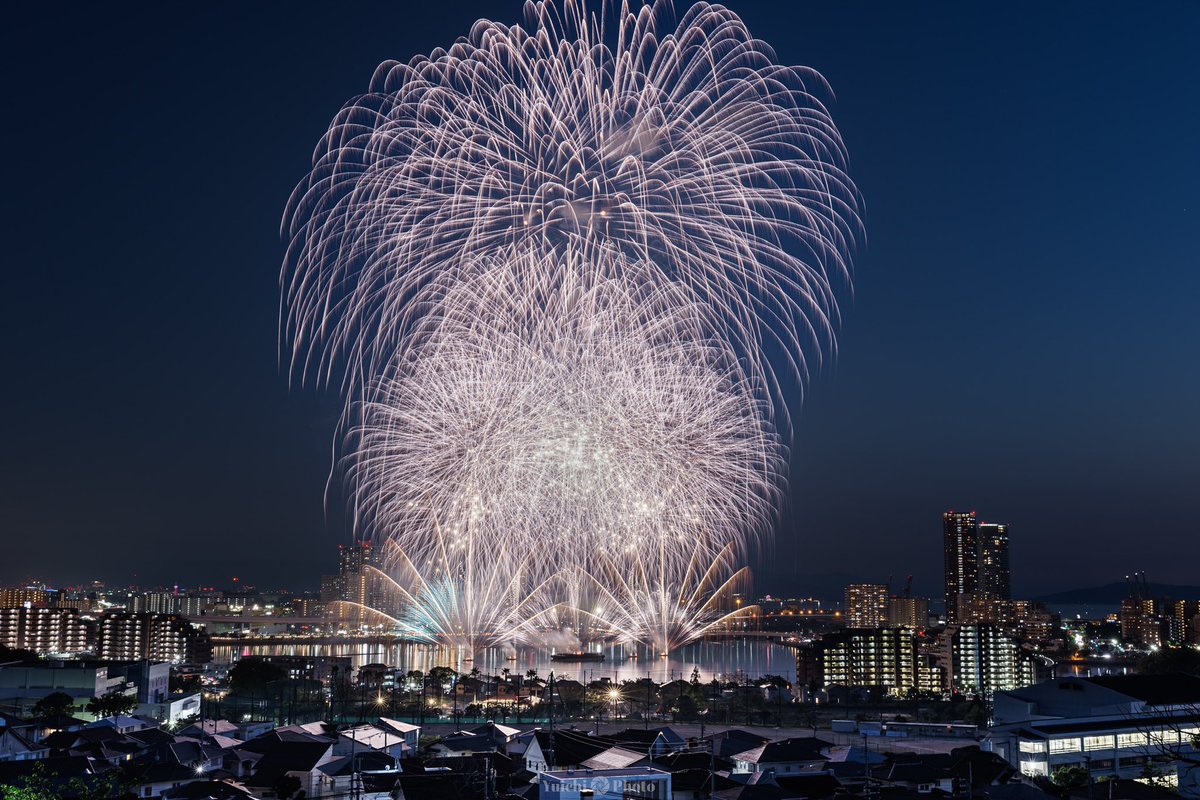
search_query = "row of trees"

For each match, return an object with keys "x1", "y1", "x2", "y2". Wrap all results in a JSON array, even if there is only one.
[{"x1": 30, "y1": 689, "x2": 138, "y2": 719}]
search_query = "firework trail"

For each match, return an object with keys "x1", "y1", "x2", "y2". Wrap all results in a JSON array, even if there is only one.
[{"x1": 283, "y1": 0, "x2": 860, "y2": 651}]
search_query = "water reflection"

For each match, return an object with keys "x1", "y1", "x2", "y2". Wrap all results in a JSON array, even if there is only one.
[{"x1": 212, "y1": 638, "x2": 797, "y2": 682}]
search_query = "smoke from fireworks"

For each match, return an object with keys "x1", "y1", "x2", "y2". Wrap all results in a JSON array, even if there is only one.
[{"x1": 283, "y1": 0, "x2": 860, "y2": 651}]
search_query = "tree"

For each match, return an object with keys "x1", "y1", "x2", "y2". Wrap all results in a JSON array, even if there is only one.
[
  {"x1": 86, "y1": 691, "x2": 137, "y2": 718},
  {"x1": 1139, "y1": 703, "x2": 1200, "y2": 793},
  {"x1": 0, "y1": 763, "x2": 122, "y2": 800},
  {"x1": 229, "y1": 658, "x2": 287, "y2": 694},
  {"x1": 32, "y1": 691, "x2": 76, "y2": 717},
  {"x1": 170, "y1": 670, "x2": 201, "y2": 694},
  {"x1": 1138, "y1": 646, "x2": 1200, "y2": 676},
  {"x1": 427, "y1": 666, "x2": 458, "y2": 693},
  {"x1": 273, "y1": 774, "x2": 303, "y2": 799},
  {"x1": 1051, "y1": 765, "x2": 1089, "y2": 788},
  {"x1": 0, "y1": 644, "x2": 36, "y2": 662}
]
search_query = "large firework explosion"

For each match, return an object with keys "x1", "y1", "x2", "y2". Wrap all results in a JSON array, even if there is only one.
[{"x1": 283, "y1": 0, "x2": 860, "y2": 651}]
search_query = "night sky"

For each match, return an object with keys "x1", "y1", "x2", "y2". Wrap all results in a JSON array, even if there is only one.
[{"x1": 3, "y1": 2, "x2": 1197, "y2": 598}]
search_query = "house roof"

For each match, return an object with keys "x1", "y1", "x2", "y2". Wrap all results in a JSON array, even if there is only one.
[
  {"x1": 128, "y1": 761, "x2": 202, "y2": 784},
  {"x1": 581, "y1": 745, "x2": 646, "y2": 770},
  {"x1": 0, "y1": 727, "x2": 48, "y2": 753},
  {"x1": 774, "y1": 771, "x2": 845, "y2": 798},
  {"x1": 244, "y1": 740, "x2": 332, "y2": 786},
  {"x1": 164, "y1": 740, "x2": 226, "y2": 766},
  {"x1": 1019, "y1": 712, "x2": 1200, "y2": 737},
  {"x1": 160, "y1": 779, "x2": 260, "y2": 800},
  {"x1": 469, "y1": 721, "x2": 520, "y2": 738},
  {"x1": 652, "y1": 749, "x2": 728, "y2": 771},
  {"x1": 714, "y1": 782, "x2": 785, "y2": 800},
  {"x1": 318, "y1": 750, "x2": 397, "y2": 776},
  {"x1": 395, "y1": 771, "x2": 485, "y2": 800},
  {"x1": 427, "y1": 752, "x2": 515, "y2": 777},
  {"x1": 379, "y1": 716, "x2": 421, "y2": 734},
  {"x1": 341, "y1": 724, "x2": 408, "y2": 751},
  {"x1": 180, "y1": 720, "x2": 239, "y2": 738},
  {"x1": 239, "y1": 728, "x2": 331, "y2": 754},
  {"x1": 24, "y1": 713, "x2": 89, "y2": 731},
  {"x1": 129, "y1": 727, "x2": 178, "y2": 747},
  {"x1": 84, "y1": 714, "x2": 145, "y2": 730},
  {"x1": 531, "y1": 729, "x2": 608, "y2": 767},
  {"x1": 1084, "y1": 674, "x2": 1200, "y2": 706},
  {"x1": 713, "y1": 729, "x2": 770, "y2": 758},
  {"x1": 732, "y1": 737, "x2": 831, "y2": 765},
  {"x1": 823, "y1": 745, "x2": 889, "y2": 764},
  {"x1": 610, "y1": 726, "x2": 685, "y2": 746}
]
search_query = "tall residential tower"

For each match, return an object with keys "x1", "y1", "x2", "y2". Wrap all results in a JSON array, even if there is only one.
[
  {"x1": 977, "y1": 523, "x2": 1012, "y2": 601},
  {"x1": 943, "y1": 511, "x2": 978, "y2": 623}
]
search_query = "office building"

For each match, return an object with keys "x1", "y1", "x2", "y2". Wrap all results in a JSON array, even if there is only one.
[
  {"x1": 844, "y1": 584, "x2": 889, "y2": 628},
  {"x1": 989, "y1": 674, "x2": 1200, "y2": 795}
]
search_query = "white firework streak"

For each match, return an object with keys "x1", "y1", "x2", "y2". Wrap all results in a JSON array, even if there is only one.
[{"x1": 282, "y1": 0, "x2": 860, "y2": 651}]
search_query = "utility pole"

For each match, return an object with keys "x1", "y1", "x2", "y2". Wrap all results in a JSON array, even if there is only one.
[
  {"x1": 547, "y1": 671, "x2": 556, "y2": 772},
  {"x1": 709, "y1": 733, "x2": 716, "y2": 800},
  {"x1": 645, "y1": 674, "x2": 651, "y2": 730},
  {"x1": 863, "y1": 733, "x2": 871, "y2": 800}
]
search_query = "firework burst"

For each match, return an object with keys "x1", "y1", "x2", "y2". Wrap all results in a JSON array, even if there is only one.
[{"x1": 283, "y1": 0, "x2": 860, "y2": 651}]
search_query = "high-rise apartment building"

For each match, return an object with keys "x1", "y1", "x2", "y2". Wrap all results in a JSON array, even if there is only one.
[
  {"x1": 1174, "y1": 600, "x2": 1200, "y2": 644},
  {"x1": 129, "y1": 591, "x2": 176, "y2": 615},
  {"x1": 943, "y1": 511, "x2": 978, "y2": 623},
  {"x1": 977, "y1": 523, "x2": 1011, "y2": 601},
  {"x1": 796, "y1": 627, "x2": 919, "y2": 696},
  {"x1": 844, "y1": 584, "x2": 889, "y2": 628},
  {"x1": 0, "y1": 588, "x2": 51, "y2": 608},
  {"x1": 98, "y1": 613, "x2": 212, "y2": 664},
  {"x1": 888, "y1": 596, "x2": 931, "y2": 629},
  {"x1": 338, "y1": 541, "x2": 377, "y2": 607},
  {"x1": 949, "y1": 624, "x2": 1044, "y2": 697},
  {"x1": 0, "y1": 607, "x2": 95, "y2": 654},
  {"x1": 944, "y1": 512, "x2": 1013, "y2": 623},
  {"x1": 328, "y1": 541, "x2": 383, "y2": 621}
]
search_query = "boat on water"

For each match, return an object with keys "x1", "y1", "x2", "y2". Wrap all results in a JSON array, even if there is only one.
[{"x1": 550, "y1": 652, "x2": 605, "y2": 662}]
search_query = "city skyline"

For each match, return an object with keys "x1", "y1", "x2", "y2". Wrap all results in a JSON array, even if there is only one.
[{"x1": 4, "y1": 1, "x2": 1198, "y2": 594}]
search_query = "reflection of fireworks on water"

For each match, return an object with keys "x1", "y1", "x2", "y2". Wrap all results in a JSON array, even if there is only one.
[{"x1": 284, "y1": 0, "x2": 860, "y2": 651}]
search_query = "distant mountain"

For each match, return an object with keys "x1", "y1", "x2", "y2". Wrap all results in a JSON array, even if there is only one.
[{"x1": 1033, "y1": 581, "x2": 1200, "y2": 605}]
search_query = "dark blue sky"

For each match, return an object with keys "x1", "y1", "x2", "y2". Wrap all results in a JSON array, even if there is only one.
[{"x1": 3, "y1": 2, "x2": 1197, "y2": 597}]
